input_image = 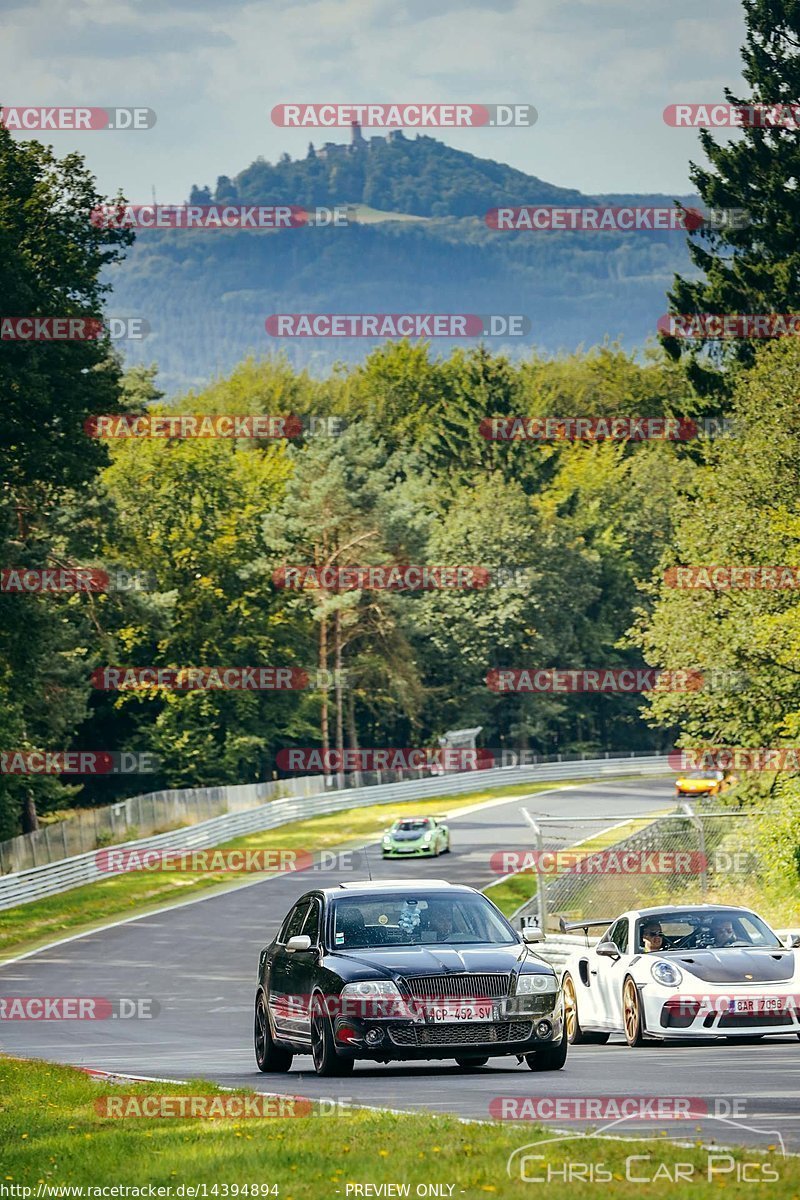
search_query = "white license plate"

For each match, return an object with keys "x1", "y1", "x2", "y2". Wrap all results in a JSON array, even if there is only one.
[
  {"x1": 730, "y1": 998, "x2": 783, "y2": 1013},
  {"x1": 427, "y1": 1003, "x2": 494, "y2": 1022}
]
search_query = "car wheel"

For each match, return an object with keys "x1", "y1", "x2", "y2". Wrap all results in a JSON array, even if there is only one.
[
  {"x1": 525, "y1": 1026, "x2": 568, "y2": 1071},
  {"x1": 454, "y1": 1056, "x2": 489, "y2": 1069},
  {"x1": 623, "y1": 977, "x2": 646, "y2": 1047},
  {"x1": 310, "y1": 1005, "x2": 354, "y2": 1077},
  {"x1": 254, "y1": 991, "x2": 293, "y2": 1073},
  {"x1": 562, "y1": 972, "x2": 609, "y2": 1045}
]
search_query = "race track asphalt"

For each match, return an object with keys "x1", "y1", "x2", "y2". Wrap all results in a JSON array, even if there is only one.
[{"x1": 2, "y1": 778, "x2": 799, "y2": 1153}]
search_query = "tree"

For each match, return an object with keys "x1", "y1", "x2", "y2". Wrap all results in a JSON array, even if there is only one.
[
  {"x1": 663, "y1": 0, "x2": 800, "y2": 395},
  {"x1": 0, "y1": 122, "x2": 132, "y2": 833},
  {"x1": 634, "y1": 337, "x2": 800, "y2": 750}
]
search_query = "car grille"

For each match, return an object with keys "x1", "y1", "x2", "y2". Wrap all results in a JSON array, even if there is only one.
[
  {"x1": 404, "y1": 974, "x2": 511, "y2": 1001},
  {"x1": 717, "y1": 1012, "x2": 795, "y2": 1029},
  {"x1": 389, "y1": 1021, "x2": 532, "y2": 1047}
]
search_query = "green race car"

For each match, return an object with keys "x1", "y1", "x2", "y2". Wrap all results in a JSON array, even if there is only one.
[{"x1": 381, "y1": 815, "x2": 450, "y2": 858}]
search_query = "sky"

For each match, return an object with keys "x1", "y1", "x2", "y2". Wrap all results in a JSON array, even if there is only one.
[{"x1": 0, "y1": 0, "x2": 748, "y2": 203}]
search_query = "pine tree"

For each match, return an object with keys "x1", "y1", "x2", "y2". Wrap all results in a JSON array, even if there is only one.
[{"x1": 663, "y1": 0, "x2": 800, "y2": 394}]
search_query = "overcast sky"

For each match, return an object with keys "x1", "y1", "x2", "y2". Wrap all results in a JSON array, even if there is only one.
[{"x1": 0, "y1": 0, "x2": 747, "y2": 202}]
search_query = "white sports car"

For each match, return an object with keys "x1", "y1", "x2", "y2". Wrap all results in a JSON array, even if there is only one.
[{"x1": 560, "y1": 904, "x2": 800, "y2": 1046}]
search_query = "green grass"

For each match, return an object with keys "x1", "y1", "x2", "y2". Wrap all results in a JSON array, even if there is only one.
[
  {"x1": 1, "y1": 1056, "x2": 793, "y2": 1197},
  {"x1": 0, "y1": 779, "x2": 579, "y2": 962}
]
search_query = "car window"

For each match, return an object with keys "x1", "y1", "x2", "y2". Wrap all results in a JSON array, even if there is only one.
[
  {"x1": 634, "y1": 909, "x2": 781, "y2": 951},
  {"x1": 330, "y1": 891, "x2": 517, "y2": 948},
  {"x1": 302, "y1": 899, "x2": 321, "y2": 944},
  {"x1": 395, "y1": 819, "x2": 432, "y2": 832},
  {"x1": 609, "y1": 919, "x2": 629, "y2": 953},
  {"x1": 281, "y1": 901, "x2": 309, "y2": 943}
]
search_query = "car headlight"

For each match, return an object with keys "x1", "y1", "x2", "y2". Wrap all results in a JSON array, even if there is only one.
[
  {"x1": 651, "y1": 961, "x2": 682, "y2": 987},
  {"x1": 339, "y1": 979, "x2": 408, "y2": 1020},
  {"x1": 515, "y1": 973, "x2": 558, "y2": 994},
  {"x1": 341, "y1": 981, "x2": 401, "y2": 998}
]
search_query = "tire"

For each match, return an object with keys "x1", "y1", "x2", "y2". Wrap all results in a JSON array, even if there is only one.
[
  {"x1": 623, "y1": 977, "x2": 646, "y2": 1047},
  {"x1": 525, "y1": 1026, "x2": 568, "y2": 1071},
  {"x1": 254, "y1": 991, "x2": 293, "y2": 1073},
  {"x1": 310, "y1": 1001, "x2": 354, "y2": 1077},
  {"x1": 562, "y1": 972, "x2": 610, "y2": 1045},
  {"x1": 454, "y1": 1056, "x2": 489, "y2": 1069}
]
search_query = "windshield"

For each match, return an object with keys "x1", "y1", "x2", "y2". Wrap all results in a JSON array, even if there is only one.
[
  {"x1": 394, "y1": 819, "x2": 432, "y2": 833},
  {"x1": 683, "y1": 771, "x2": 722, "y2": 780},
  {"x1": 636, "y1": 909, "x2": 781, "y2": 952},
  {"x1": 330, "y1": 892, "x2": 517, "y2": 949}
]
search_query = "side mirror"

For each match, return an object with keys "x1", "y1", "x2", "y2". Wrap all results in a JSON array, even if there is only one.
[
  {"x1": 788, "y1": 934, "x2": 800, "y2": 949},
  {"x1": 522, "y1": 926, "x2": 544, "y2": 944},
  {"x1": 595, "y1": 940, "x2": 620, "y2": 959},
  {"x1": 286, "y1": 934, "x2": 312, "y2": 953}
]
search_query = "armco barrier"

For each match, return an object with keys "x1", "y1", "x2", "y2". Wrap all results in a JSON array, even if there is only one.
[{"x1": 0, "y1": 754, "x2": 670, "y2": 911}]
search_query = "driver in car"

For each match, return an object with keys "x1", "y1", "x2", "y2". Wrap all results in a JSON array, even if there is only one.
[
  {"x1": 710, "y1": 916, "x2": 738, "y2": 947},
  {"x1": 641, "y1": 921, "x2": 665, "y2": 952},
  {"x1": 425, "y1": 904, "x2": 454, "y2": 942}
]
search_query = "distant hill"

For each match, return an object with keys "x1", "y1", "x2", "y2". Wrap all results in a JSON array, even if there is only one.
[{"x1": 109, "y1": 132, "x2": 699, "y2": 394}]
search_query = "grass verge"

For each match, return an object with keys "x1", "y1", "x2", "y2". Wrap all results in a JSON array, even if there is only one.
[{"x1": 1, "y1": 1056, "x2": 793, "y2": 1197}]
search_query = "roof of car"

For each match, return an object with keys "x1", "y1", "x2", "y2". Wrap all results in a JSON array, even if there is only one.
[
  {"x1": 320, "y1": 880, "x2": 476, "y2": 899},
  {"x1": 629, "y1": 904, "x2": 756, "y2": 918}
]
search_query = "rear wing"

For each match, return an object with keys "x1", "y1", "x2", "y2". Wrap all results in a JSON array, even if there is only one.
[{"x1": 559, "y1": 916, "x2": 614, "y2": 935}]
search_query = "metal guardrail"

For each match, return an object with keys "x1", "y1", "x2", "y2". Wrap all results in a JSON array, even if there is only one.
[{"x1": 0, "y1": 753, "x2": 671, "y2": 911}]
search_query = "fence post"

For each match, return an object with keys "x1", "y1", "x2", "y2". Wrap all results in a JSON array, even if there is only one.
[
  {"x1": 681, "y1": 802, "x2": 708, "y2": 899},
  {"x1": 521, "y1": 808, "x2": 547, "y2": 933}
]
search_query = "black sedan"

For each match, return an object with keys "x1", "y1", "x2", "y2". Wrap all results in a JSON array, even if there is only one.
[{"x1": 254, "y1": 880, "x2": 566, "y2": 1076}]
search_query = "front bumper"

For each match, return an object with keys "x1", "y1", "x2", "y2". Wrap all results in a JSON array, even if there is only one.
[
  {"x1": 642, "y1": 987, "x2": 800, "y2": 1038},
  {"x1": 332, "y1": 996, "x2": 563, "y2": 1059},
  {"x1": 382, "y1": 845, "x2": 437, "y2": 857}
]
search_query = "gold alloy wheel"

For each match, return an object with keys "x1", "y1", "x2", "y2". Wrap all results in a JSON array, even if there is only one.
[
  {"x1": 563, "y1": 974, "x2": 578, "y2": 1042},
  {"x1": 623, "y1": 977, "x2": 642, "y2": 1045}
]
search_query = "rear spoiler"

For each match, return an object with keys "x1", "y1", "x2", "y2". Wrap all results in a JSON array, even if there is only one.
[{"x1": 559, "y1": 916, "x2": 614, "y2": 935}]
